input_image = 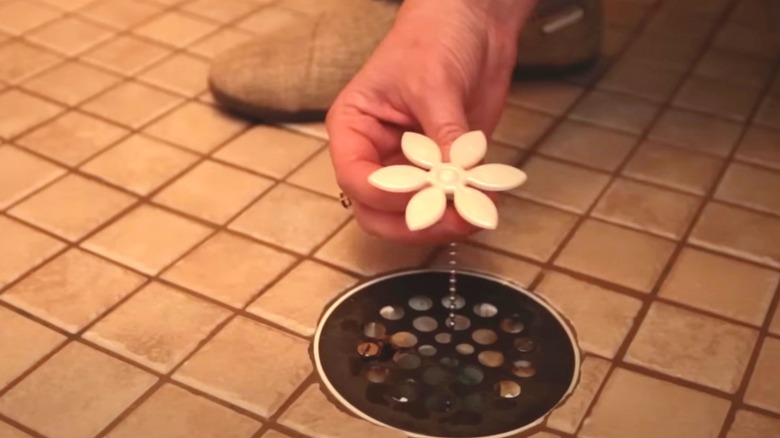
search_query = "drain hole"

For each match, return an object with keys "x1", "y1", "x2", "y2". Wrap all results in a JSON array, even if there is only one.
[
  {"x1": 446, "y1": 314, "x2": 471, "y2": 331},
  {"x1": 495, "y1": 380, "x2": 521, "y2": 398},
  {"x1": 363, "y1": 322, "x2": 386, "y2": 339},
  {"x1": 440, "y1": 357, "x2": 459, "y2": 368},
  {"x1": 440, "y1": 295, "x2": 465, "y2": 309},
  {"x1": 422, "y1": 367, "x2": 448, "y2": 385},
  {"x1": 473, "y1": 303, "x2": 498, "y2": 317},
  {"x1": 478, "y1": 351, "x2": 504, "y2": 367},
  {"x1": 394, "y1": 352, "x2": 422, "y2": 370},
  {"x1": 434, "y1": 332, "x2": 452, "y2": 344},
  {"x1": 418, "y1": 345, "x2": 437, "y2": 356},
  {"x1": 512, "y1": 360, "x2": 536, "y2": 378},
  {"x1": 390, "y1": 332, "x2": 418, "y2": 348},
  {"x1": 458, "y1": 366, "x2": 484, "y2": 385},
  {"x1": 412, "y1": 316, "x2": 438, "y2": 332},
  {"x1": 389, "y1": 383, "x2": 419, "y2": 403},
  {"x1": 365, "y1": 365, "x2": 389, "y2": 383},
  {"x1": 514, "y1": 337, "x2": 536, "y2": 352},
  {"x1": 409, "y1": 296, "x2": 433, "y2": 311},
  {"x1": 455, "y1": 343, "x2": 474, "y2": 355},
  {"x1": 500, "y1": 315, "x2": 525, "y2": 333},
  {"x1": 472, "y1": 329, "x2": 497, "y2": 345},
  {"x1": 380, "y1": 306, "x2": 404, "y2": 320},
  {"x1": 357, "y1": 341, "x2": 382, "y2": 358}
]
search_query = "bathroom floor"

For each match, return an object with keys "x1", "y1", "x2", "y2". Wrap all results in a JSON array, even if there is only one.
[{"x1": 0, "y1": 0, "x2": 779, "y2": 437}]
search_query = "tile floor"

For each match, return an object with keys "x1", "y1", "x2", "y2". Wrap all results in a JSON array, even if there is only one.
[{"x1": 0, "y1": 0, "x2": 779, "y2": 437}]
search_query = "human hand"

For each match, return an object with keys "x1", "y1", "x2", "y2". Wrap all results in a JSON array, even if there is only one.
[{"x1": 326, "y1": 0, "x2": 536, "y2": 245}]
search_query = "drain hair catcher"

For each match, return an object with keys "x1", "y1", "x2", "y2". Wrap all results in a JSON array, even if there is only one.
[{"x1": 313, "y1": 269, "x2": 581, "y2": 438}]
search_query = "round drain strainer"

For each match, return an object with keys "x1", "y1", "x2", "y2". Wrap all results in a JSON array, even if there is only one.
[{"x1": 312, "y1": 269, "x2": 581, "y2": 438}]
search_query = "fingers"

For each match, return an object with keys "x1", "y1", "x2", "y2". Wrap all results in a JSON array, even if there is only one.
[
  {"x1": 352, "y1": 201, "x2": 479, "y2": 245},
  {"x1": 407, "y1": 81, "x2": 471, "y2": 157}
]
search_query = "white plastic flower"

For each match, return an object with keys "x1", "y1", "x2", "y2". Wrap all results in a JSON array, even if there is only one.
[{"x1": 368, "y1": 130, "x2": 528, "y2": 231}]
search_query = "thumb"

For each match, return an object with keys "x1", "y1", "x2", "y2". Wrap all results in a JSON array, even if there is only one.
[{"x1": 410, "y1": 88, "x2": 470, "y2": 156}]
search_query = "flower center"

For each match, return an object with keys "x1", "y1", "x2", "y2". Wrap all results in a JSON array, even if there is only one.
[
  {"x1": 438, "y1": 168, "x2": 458, "y2": 184},
  {"x1": 429, "y1": 165, "x2": 465, "y2": 194}
]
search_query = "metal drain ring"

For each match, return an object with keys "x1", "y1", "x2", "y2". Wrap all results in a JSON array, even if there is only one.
[{"x1": 313, "y1": 269, "x2": 581, "y2": 438}]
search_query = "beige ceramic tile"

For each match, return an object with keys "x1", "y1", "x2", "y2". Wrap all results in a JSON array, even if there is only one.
[
  {"x1": 626, "y1": 302, "x2": 759, "y2": 393},
  {"x1": 0, "y1": 0, "x2": 61, "y2": 34},
  {"x1": 144, "y1": 102, "x2": 248, "y2": 153},
  {"x1": 602, "y1": 0, "x2": 649, "y2": 29},
  {"x1": 278, "y1": 384, "x2": 407, "y2": 438},
  {"x1": 38, "y1": 0, "x2": 94, "y2": 10},
  {"x1": 529, "y1": 433, "x2": 561, "y2": 438},
  {"x1": 79, "y1": 0, "x2": 162, "y2": 30},
  {"x1": 134, "y1": 12, "x2": 218, "y2": 47},
  {"x1": 0, "y1": 146, "x2": 66, "y2": 208},
  {"x1": 694, "y1": 50, "x2": 774, "y2": 90},
  {"x1": 556, "y1": 219, "x2": 676, "y2": 292},
  {"x1": 649, "y1": 108, "x2": 743, "y2": 157},
  {"x1": 536, "y1": 272, "x2": 642, "y2": 358},
  {"x1": 0, "y1": 90, "x2": 63, "y2": 140},
  {"x1": 215, "y1": 126, "x2": 323, "y2": 178},
  {"x1": 744, "y1": 337, "x2": 780, "y2": 414},
  {"x1": 727, "y1": 409, "x2": 780, "y2": 438},
  {"x1": 81, "y1": 134, "x2": 199, "y2": 196},
  {"x1": 315, "y1": 221, "x2": 434, "y2": 275},
  {"x1": 137, "y1": 54, "x2": 210, "y2": 97},
  {"x1": 22, "y1": 61, "x2": 122, "y2": 107},
  {"x1": 286, "y1": 148, "x2": 340, "y2": 198},
  {"x1": 713, "y1": 23, "x2": 779, "y2": 60},
  {"x1": 162, "y1": 231, "x2": 297, "y2": 308},
  {"x1": 471, "y1": 197, "x2": 578, "y2": 262},
  {"x1": 0, "y1": 342, "x2": 157, "y2": 438},
  {"x1": 84, "y1": 282, "x2": 230, "y2": 372},
  {"x1": 0, "y1": 216, "x2": 65, "y2": 288},
  {"x1": 511, "y1": 156, "x2": 611, "y2": 213},
  {"x1": 0, "y1": 421, "x2": 33, "y2": 438},
  {"x1": 10, "y1": 174, "x2": 136, "y2": 241},
  {"x1": 592, "y1": 178, "x2": 702, "y2": 239},
  {"x1": 570, "y1": 90, "x2": 660, "y2": 135},
  {"x1": 107, "y1": 384, "x2": 261, "y2": 438},
  {"x1": 82, "y1": 81, "x2": 183, "y2": 129},
  {"x1": 623, "y1": 140, "x2": 724, "y2": 195},
  {"x1": 538, "y1": 120, "x2": 637, "y2": 171},
  {"x1": 736, "y1": 125, "x2": 780, "y2": 171},
  {"x1": 1, "y1": 248, "x2": 145, "y2": 333},
  {"x1": 674, "y1": 77, "x2": 762, "y2": 122},
  {"x1": 716, "y1": 162, "x2": 780, "y2": 216},
  {"x1": 579, "y1": 368, "x2": 730, "y2": 438},
  {"x1": 247, "y1": 260, "x2": 357, "y2": 336},
  {"x1": 260, "y1": 431, "x2": 292, "y2": 438},
  {"x1": 492, "y1": 106, "x2": 555, "y2": 148},
  {"x1": 236, "y1": 6, "x2": 307, "y2": 35},
  {"x1": 27, "y1": 17, "x2": 115, "y2": 56},
  {"x1": 0, "y1": 41, "x2": 63, "y2": 84},
  {"x1": 83, "y1": 204, "x2": 212, "y2": 275},
  {"x1": 644, "y1": 4, "x2": 717, "y2": 39},
  {"x1": 624, "y1": 31, "x2": 704, "y2": 72},
  {"x1": 174, "y1": 317, "x2": 312, "y2": 417},
  {"x1": 483, "y1": 141, "x2": 525, "y2": 165},
  {"x1": 506, "y1": 80, "x2": 583, "y2": 115},
  {"x1": 598, "y1": 58, "x2": 684, "y2": 103},
  {"x1": 83, "y1": 35, "x2": 171, "y2": 75},
  {"x1": 0, "y1": 306, "x2": 65, "y2": 389},
  {"x1": 660, "y1": 247, "x2": 779, "y2": 326},
  {"x1": 547, "y1": 356, "x2": 611, "y2": 433},
  {"x1": 280, "y1": 122, "x2": 329, "y2": 141},
  {"x1": 187, "y1": 27, "x2": 255, "y2": 59},
  {"x1": 601, "y1": 26, "x2": 632, "y2": 58},
  {"x1": 230, "y1": 184, "x2": 350, "y2": 254},
  {"x1": 182, "y1": 0, "x2": 259, "y2": 23},
  {"x1": 690, "y1": 202, "x2": 780, "y2": 269},
  {"x1": 153, "y1": 160, "x2": 272, "y2": 224},
  {"x1": 771, "y1": 302, "x2": 780, "y2": 335},
  {"x1": 756, "y1": 96, "x2": 780, "y2": 130},
  {"x1": 430, "y1": 243, "x2": 541, "y2": 288}
]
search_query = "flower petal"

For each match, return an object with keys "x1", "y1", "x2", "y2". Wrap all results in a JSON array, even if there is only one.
[
  {"x1": 402, "y1": 132, "x2": 441, "y2": 169},
  {"x1": 467, "y1": 164, "x2": 528, "y2": 191},
  {"x1": 405, "y1": 187, "x2": 447, "y2": 231},
  {"x1": 454, "y1": 186, "x2": 498, "y2": 230},
  {"x1": 450, "y1": 130, "x2": 487, "y2": 169},
  {"x1": 368, "y1": 165, "x2": 429, "y2": 193}
]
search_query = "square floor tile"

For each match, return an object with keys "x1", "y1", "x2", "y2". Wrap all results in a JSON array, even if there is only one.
[
  {"x1": 174, "y1": 317, "x2": 312, "y2": 417},
  {"x1": 0, "y1": 216, "x2": 65, "y2": 288},
  {"x1": 137, "y1": 53, "x2": 210, "y2": 97},
  {"x1": 736, "y1": 125, "x2": 780, "y2": 171},
  {"x1": 511, "y1": 156, "x2": 611, "y2": 213},
  {"x1": 187, "y1": 27, "x2": 255, "y2": 59},
  {"x1": 83, "y1": 35, "x2": 170, "y2": 75},
  {"x1": 1, "y1": 248, "x2": 145, "y2": 333},
  {"x1": 162, "y1": 231, "x2": 297, "y2": 308},
  {"x1": 598, "y1": 58, "x2": 684, "y2": 103},
  {"x1": 713, "y1": 23, "x2": 779, "y2": 60},
  {"x1": 0, "y1": 90, "x2": 64, "y2": 140},
  {"x1": 260, "y1": 431, "x2": 291, "y2": 438},
  {"x1": 716, "y1": 162, "x2": 780, "y2": 216},
  {"x1": 26, "y1": 17, "x2": 115, "y2": 56},
  {"x1": 660, "y1": 247, "x2": 779, "y2": 326},
  {"x1": 84, "y1": 282, "x2": 230, "y2": 372},
  {"x1": 492, "y1": 106, "x2": 555, "y2": 148},
  {"x1": 674, "y1": 77, "x2": 762, "y2": 122},
  {"x1": 79, "y1": 0, "x2": 162, "y2": 30},
  {"x1": 106, "y1": 384, "x2": 261, "y2": 438},
  {"x1": 644, "y1": 5, "x2": 716, "y2": 39},
  {"x1": 22, "y1": 61, "x2": 121, "y2": 106},
  {"x1": 579, "y1": 368, "x2": 730, "y2": 438},
  {"x1": 280, "y1": 121, "x2": 329, "y2": 140},
  {"x1": 536, "y1": 272, "x2": 642, "y2": 358},
  {"x1": 144, "y1": 102, "x2": 248, "y2": 153},
  {"x1": 10, "y1": 174, "x2": 136, "y2": 241},
  {"x1": 230, "y1": 184, "x2": 350, "y2": 254},
  {"x1": 278, "y1": 384, "x2": 407, "y2": 438},
  {"x1": 727, "y1": 409, "x2": 780, "y2": 438},
  {"x1": 601, "y1": 26, "x2": 632, "y2": 57},
  {"x1": 38, "y1": 0, "x2": 94, "y2": 10},
  {"x1": 430, "y1": 244, "x2": 541, "y2": 288},
  {"x1": 0, "y1": 420, "x2": 33, "y2": 438},
  {"x1": 134, "y1": 12, "x2": 218, "y2": 47},
  {"x1": 215, "y1": 126, "x2": 323, "y2": 178},
  {"x1": 648, "y1": 108, "x2": 743, "y2": 157},
  {"x1": 82, "y1": 81, "x2": 183, "y2": 129},
  {"x1": 286, "y1": 148, "x2": 340, "y2": 198},
  {"x1": 556, "y1": 219, "x2": 676, "y2": 292},
  {"x1": 756, "y1": 96, "x2": 780, "y2": 130},
  {"x1": 547, "y1": 356, "x2": 611, "y2": 433},
  {"x1": 80, "y1": 134, "x2": 199, "y2": 196},
  {"x1": 694, "y1": 50, "x2": 774, "y2": 90},
  {"x1": 0, "y1": 146, "x2": 66, "y2": 209},
  {"x1": 471, "y1": 197, "x2": 579, "y2": 262},
  {"x1": 624, "y1": 31, "x2": 704, "y2": 72},
  {"x1": 0, "y1": 342, "x2": 157, "y2": 438},
  {"x1": 0, "y1": 41, "x2": 62, "y2": 84},
  {"x1": 690, "y1": 202, "x2": 780, "y2": 269},
  {"x1": 83, "y1": 204, "x2": 212, "y2": 275},
  {"x1": 744, "y1": 337, "x2": 780, "y2": 414},
  {"x1": 153, "y1": 160, "x2": 272, "y2": 224},
  {"x1": 602, "y1": 0, "x2": 650, "y2": 28},
  {"x1": 182, "y1": 0, "x2": 259, "y2": 23},
  {"x1": 0, "y1": 306, "x2": 65, "y2": 389},
  {"x1": 247, "y1": 260, "x2": 357, "y2": 336},
  {"x1": 592, "y1": 178, "x2": 702, "y2": 239},
  {"x1": 483, "y1": 141, "x2": 525, "y2": 165},
  {"x1": 315, "y1": 221, "x2": 434, "y2": 276},
  {"x1": 626, "y1": 302, "x2": 759, "y2": 393},
  {"x1": 506, "y1": 80, "x2": 583, "y2": 115},
  {"x1": 0, "y1": 0, "x2": 61, "y2": 34},
  {"x1": 570, "y1": 90, "x2": 661, "y2": 135},
  {"x1": 623, "y1": 140, "x2": 724, "y2": 195},
  {"x1": 538, "y1": 120, "x2": 637, "y2": 171},
  {"x1": 236, "y1": 7, "x2": 307, "y2": 35}
]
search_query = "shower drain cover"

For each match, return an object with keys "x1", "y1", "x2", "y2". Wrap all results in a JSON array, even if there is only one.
[{"x1": 313, "y1": 269, "x2": 581, "y2": 438}]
